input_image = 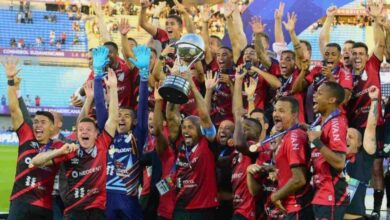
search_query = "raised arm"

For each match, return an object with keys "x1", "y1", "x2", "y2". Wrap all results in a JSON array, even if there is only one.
[
  {"x1": 250, "y1": 17, "x2": 272, "y2": 68},
  {"x1": 166, "y1": 102, "x2": 181, "y2": 142},
  {"x1": 103, "y1": 68, "x2": 119, "y2": 137},
  {"x1": 366, "y1": 1, "x2": 385, "y2": 61},
  {"x1": 152, "y1": 45, "x2": 175, "y2": 83},
  {"x1": 2, "y1": 57, "x2": 23, "y2": 130},
  {"x1": 153, "y1": 83, "x2": 169, "y2": 156},
  {"x1": 364, "y1": 86, "x2": 379, "y2": 155},
  {"x1": 130, "y1": 45, "x2": 152, "y2": 146},
  {"x1": 139, "y1": 0, "x2": 158, "y2": 37},
  {"x1": 91, "y1": 2, "x2": 111, "y2": 42},
  {"x1": 204, "y1": 71, "x2": 219, "y2": 113},
  {"x1": 119, "y1": 18, "x2": 135, "y2": 65},
  {"x1": 184, "y1": 71, "x2": 215, "y2": 140},
  {"x1": 225, "y1": 1, "x2": 247, "y2": 63},
  {"x1": 283, "y1": 12, "x2": 305, "y2": 64},
  {"x1": 15, "y1": 77, "x2": 33, "y2": 127},
  {"x1": 173, "y1": 0, "x2": 195, "y2": 33},
  {"x1": 77, "y1": 81, "x2": 94, "y2": 123},
  {"x1": 200, "y1": 5, "x2": 213, "y2": 64},
  {"x1": 319, "y1": 6, "x2": 337, "y2": 58},
  {"x1": 274, "y1": 2, "x2": 285, "y2": 44},
  {"x1": 244, "y1": 77, "x2": 258, "y2": 114}
]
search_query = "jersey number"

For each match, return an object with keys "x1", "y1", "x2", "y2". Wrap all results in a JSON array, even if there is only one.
[
  {"x1": 74, "y1": 187, "x2": 85, "y2": 198},
  {"x1": 25, "y1": 176, "x2": 37, "y2": 187}
]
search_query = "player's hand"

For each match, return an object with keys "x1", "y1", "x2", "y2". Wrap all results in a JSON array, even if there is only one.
[
  {"x1": 224, "y1": 1, "x2": 236, "y2": 18},
  {"x1": 172, "y1": 0, "x2": 188, "y2": 15},
  {"x1": 92, "y1": 46, "x2": 110, "y2": 79},
  {"x1": 154, "y1": 82, "x2": 163, "y2": 101},
  {"x1": 140, "y1": 0, "x2": 151, "y2": 9},
  {"x1": 118, "y1": 18, "x2": 130, "y2": 36},
  {"x1": 244, "y1": 77, "x2": 258, "y2": 97},
  {"x1": 250, "y1": 16, "x2": 266, "y2": 34},
  {"x1": 368, "y1": 85, "x2": 379, "y2": 100},
  {"x1": 282, "y1": 12, "x2": 297, "y2": 33},
  {"x1": 129, "y1": 45, "x2": 151, "y2": 80},
  {"x1": 200, "y1": 5, "x2": 212, "y2": 23},
  {"x1": 321, "y1": 65, "x2": 332, "y2": 79},
  {"x1": 1, "y1": 57, "x2": 21, "y2": 80},
  {"x1": 326, "y1": 5, "x2": 337, "y2": 17},
  {"x1": 366, "y1": 0, "x2": 384, "y2": 18},
  {"x1": 14, "y1": 76, "x2": 22, "y2": 90},
  {"x1": 59, "y1": 143, "x2": 79, "y2": 155},
  {"x1": 274, "y1": 2, "x2": 285, "y2": 20},
  {"x1": 70, "y1": 94, "x2": 84, "y2": 107},
  {"x1": 271, "y1": 194, "x2": 287, "y2": 213},
  {"x1": 83, "y1": 80, "x2": 94, "y2": 100},
  {"x1": 161, "y1": 44, "x2": 175, "y2": 57},
  {"x1": 104, "y1": 68, "x2": 117, "y2": 88},
  {"x1": 235, "y1": 64, "x2": 247, "y2": 81},
  {"x1": 247, "y1": 164, "x2": 262, "y2": 175},
  {"x1": 307, "y1": 130, "x2": 322, "y2": 143},
  {"x1": 205, "y1": 70, "x2": 219, "y2": 90}
]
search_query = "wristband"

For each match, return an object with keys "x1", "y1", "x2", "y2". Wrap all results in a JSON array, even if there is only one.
[
  {"x1": 8, "y1": 79, "x2": 15, "y2": 86},
  {"x1": 247, "y1": 97, "x2": 255, "y2": 102},
  {"x1": 152, "y1": 16, "x2": 160, "y2": 20},
  {"x1": 371, "y1": 98, "x2": 379, "y2": 102},
  {"x1": 159, "y1": 55, "x2": 166, "y2": 61},
  {"x1": 312, "y1": 137, "x2": 324, "y2": 150}
]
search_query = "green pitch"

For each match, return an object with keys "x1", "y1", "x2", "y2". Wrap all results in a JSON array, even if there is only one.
[{"x1": 0, "y1": 145, "x2": 17, "y2": 212}]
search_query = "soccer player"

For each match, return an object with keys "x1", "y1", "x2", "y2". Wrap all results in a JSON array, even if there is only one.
[
  {"x1": 169, "y1": 70, "x2": 219, "y2": 219},
  {"x1": 269, "y1": 96, "x2": 313, "y2": 218},
  {"x1": 344, "y1": 86, "x2": 379, "y2": 219},
  {"x1": 31, "y1": 47, "x2": 119, "y2": 219},
  {"x1": 308, "y1": 81, "x2": 349, "y2": 219},
  {"x1": 3, "y1": 57, "x2": 64, "y2": 220},
  {"x1": 98, "y1": 45, "x2": 150, "y2": 220}
]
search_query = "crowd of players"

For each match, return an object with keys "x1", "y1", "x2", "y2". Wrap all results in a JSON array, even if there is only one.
[{"x1": 3, "y1": 0, "x2": 390, "y2": 219}]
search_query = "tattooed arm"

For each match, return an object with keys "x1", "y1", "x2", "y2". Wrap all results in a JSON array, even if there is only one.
[{"x1": 364, "y1": 86, "x2": 379, "y2": 155}]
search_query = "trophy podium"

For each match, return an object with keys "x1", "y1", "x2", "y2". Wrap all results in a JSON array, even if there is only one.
[{"x1": 158, "y1": 34, "x2": 205, "y2": 104}]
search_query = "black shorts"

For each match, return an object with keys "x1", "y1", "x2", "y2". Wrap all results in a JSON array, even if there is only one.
[
  {"x1": 64, "y1": 208, "x2": 106, "y2": 220},
  {"x1": 8, "y1": 199, "x2": 53, "y2": 220},
  {"x1": 283, "y1": 205, "x2": 314, "y2": 220},
  {"x1": 357, "y1": 125, "x2": 385, "y2": 158},
  {"x1": 312, "y1": 205, "x2": 347, "y2": 220}
]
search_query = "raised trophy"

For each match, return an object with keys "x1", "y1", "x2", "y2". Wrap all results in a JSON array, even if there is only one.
[{"x1": 158, "y1": 33, "x2": 205, "y2": 104}]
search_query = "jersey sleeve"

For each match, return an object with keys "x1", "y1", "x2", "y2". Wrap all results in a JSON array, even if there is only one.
[
  {"x1": 326, "y1": 117, "x2": 348, "y2": 153},
  {"x1": 305, "y1": 67, "x2": 320, "y2": 84},
  {"x1": 269, "y1": 58, "x2": 281, "y2": 77},
  {"x1": 16, "y1": 122, "x2": 34, "y2": 146},
  {"x1": 286, "y1": 130, "x2": 308, "y2": 168},
  {"x1": 366, "y1": 54, "x2": 381, "y2": 79},
  {"x1": 153, "y1": 28, "x2": 169, "y2": 44},
  {"x1": 87, "y1": 70, "x2": 94, "y2": 80},
  {"x1": 338, "y1": 69, "x2": 353, "y2": 90},
  {"x1": 53, "y1": 151, "x2": 76, "y2": 165},
  {"x1": 97, "y1": 129, "x2": 114, "y2": 151}
]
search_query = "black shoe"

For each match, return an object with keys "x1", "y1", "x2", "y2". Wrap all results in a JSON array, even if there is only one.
[{"x1": 371, "y1": 211, "x2": 380, "y2": 220}]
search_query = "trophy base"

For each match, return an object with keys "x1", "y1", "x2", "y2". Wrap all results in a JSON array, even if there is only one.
[{"x1": 158, "y1": 75, "x2": 190, "y2": 104}]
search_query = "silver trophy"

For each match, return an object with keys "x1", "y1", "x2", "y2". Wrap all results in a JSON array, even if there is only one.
[{"x1": 158, "y1": 34, "x2": 205, "y2": 104}]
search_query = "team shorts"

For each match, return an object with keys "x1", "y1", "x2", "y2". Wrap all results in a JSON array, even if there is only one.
[
  {"x1": 173, "y1": 208, "x2": 216, "y2": 220},
  {"x1": 312, "y1": 205, "x2": 347, "y2": 220},
  {"x1": 284, "y1": 205, "x2": 314, "y2": 220},
  {"x1": 105, "y1": 192, "x2": 142, "y2": 220},
  {"x1": 64, "y1": 208, "x2": 106, "y2": 220},
  {"x1": 8, "y1": 199, "x2": 53, "y2": 220}
]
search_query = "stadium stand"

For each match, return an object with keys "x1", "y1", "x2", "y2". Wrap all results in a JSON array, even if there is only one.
[{"x1": 0, "y1": 9, "x2": 88, "y2": 52}]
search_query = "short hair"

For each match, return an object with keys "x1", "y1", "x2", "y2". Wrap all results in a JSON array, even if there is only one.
[
  {"x1": 344, "y1": 40, "x2": 355, "y2": 45},
  {"x1": 104, "y1": 41, "x2": 119, "y2": 52},
  {"x1": 219, "y1": 46, "x2": 233, "y2": 53},
  {"x1": 127, "y1": 37, "x2": 138, "y2": 46},
  {"x1": 249, "y1": 108, "x2": 269, "y2": 124},
  {"x1": 281, "y1": 50, "x2": 296, "y2": 60},
  {"x1": 244, "y1": 117, "x2": 263, "y2": 136},
  {"x1": 167, "y1": 14, "x2": 183, "y2": 27},
  {"x1": 352, "y1": 42, "x2": 368, "y2": 54},
  {"x1": 210, "y1": 35, "x2": 223, "y2": 46},
  {"x1": 277, "y1": 96, "x2": 299, "y2": 113},
  {"x1": 35, "y1": 111, "x2": 55, "y2": 124},
  {"x1": 183, "y1": 115, "x2": 201, "y2": 134},
  {"x1": 243, "y1": 44, "x2": 255, "y2": 54},
  {"x1": 300, "y1": 40, "x2": 312, "y2": 53},
  {"x1": 326, "y1": 43, "x2": 341, "y2": 53},
  {"x1": 119, "y1": 107, "x2": 136, "y2": 120},
  {"x1": 323, "y1": 81, "x2": 345, "y2": 105},
  {"x1": 78, "y1": 117, "x2": 98, "y2": 129}
]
